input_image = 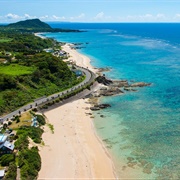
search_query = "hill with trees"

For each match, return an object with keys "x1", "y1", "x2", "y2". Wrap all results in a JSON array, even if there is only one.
[
  {"x1": 0, "y1": 20, "x2": 84, "y2": 115},
  {"x1": 0, "y1": 18, "x2": 81, "y2": 33}
]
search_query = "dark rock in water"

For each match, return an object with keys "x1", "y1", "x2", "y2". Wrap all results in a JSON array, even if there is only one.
[
  {"x1": 124, "y1": 87, "x2": 137, "y2": 92},
  {"x1": 94, "y1": 104, "x2": 111, "y2": 109},
  {"x1": 95, "y1": 76, "x2": 151, "y2": 97},
  {"x1": 98, "y1": 67, "x2": 111, "y2": 73},
  {"x1": 100, "y1": 115, "x2": 105, "y2": 118},
  {"x1": 112, "y1": 80, "x2": 129, "y2": 87},
  {"x1": 130, "y1": 82, "x2": 151, "y2": 87},
  {"x1": 90, "y1": 104, "x2": 111, "y2": 111},
  {"x1": 86, "y1": 113, "x2": 92, "y2": 115},
  {"x1": 96, "y1": 76, "x2": 113, "y2": 85},
  {"x1": 73, "y1": 42, "x2": 83, "y2": 46},
  {"x1": 90, "y1": 107, "x2": 100, "y2": 111},
  {"x1": 100, "y1": 87, "x2": 124, "y2": 96}
]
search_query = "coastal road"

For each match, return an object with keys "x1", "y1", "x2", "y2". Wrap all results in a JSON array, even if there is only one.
[{"x1": 0, "y1": 65, "x2": 96, "y2": 122}]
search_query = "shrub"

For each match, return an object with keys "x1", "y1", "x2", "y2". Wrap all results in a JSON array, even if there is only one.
[
  {"x1": 3, "y1": 123, "x2": 7, "y2": 129},
  {"x1": 4, "y1": 162, "x2": 17, "y2": 180},
  {"x1": 19, "y1": 147, "x2": 41, "y2": 180},
  {"x1": 16, "y1": 118, "x2": 20, "y2": 123},
  {"x1": 36, "y1": 115, "x2": 46, "y2": 126},
  {"x1": 0, "y1": 154, "x2": 15, "y2": 166},
  {"x1": 8, "y1": 121, "x2": 12, "y2": 126},
  {"x1": 14, "y1": 135, "x2": 29, "y2": 150},
  {"x1": 16, "y1": 126, "x2": 43, "y2": 144},
  {"x1": 32, "y1": 108, "x2": 38, "y2": 112}
]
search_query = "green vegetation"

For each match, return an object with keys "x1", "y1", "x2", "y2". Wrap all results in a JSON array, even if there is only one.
[
  {"x1": 16, "y1": 126, "x2": 43, "y2": 144},
  {"x1": 39, "y1": 80, "x2": 94, "y2": 111},
  {"x1": 1, "y1": 18, "x2": 81, "y2": 33},
  {"x1": 0, "y1": 26, "x2": 83, "y2": 115},
  {"x1": 18, "y1": 147, "x2": 41, "y2": 180},
  {"x1": 14, "y1": 134, "x2": 29, "y2": 151},
  {"x1": 36, "y1": 114, "x2": 46, "y2": 126},
  {"x1": 4, "y1": 162, "x2": 17, "y2": 180},
  {"x1": 0, "y1": 64, "x2": 35, "y2": 76},
  {"x1": 11, "y1": 114, "x2": 45, "y2": 179},
  {"x1": 0, "y1": 32, "x2": 54, "y2": 53},
  {"x1": 0, "y1": 38, "x2": 12, "y2": 42},
  {"x1": 0, "y1": 18, "x2": 84, "y2": 179},
  {"x1": 7, "y1": 19, "x2": 51, "y2": 30},
  {"x1": 47, "y1": 123, "x2": 54, "y2": 134},
  {"x1": 0, "y1": 154, "x2": 15, "y2": 166}
]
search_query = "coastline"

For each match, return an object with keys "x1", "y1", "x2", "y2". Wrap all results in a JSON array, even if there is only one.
[{"x1": 38, "y1": 44, "x2": 117, "y2": 179}]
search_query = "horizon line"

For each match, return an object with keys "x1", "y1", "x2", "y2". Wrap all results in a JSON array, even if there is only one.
[{"x1": 1, "y1": 20, "x2": 180, "y2": 24}]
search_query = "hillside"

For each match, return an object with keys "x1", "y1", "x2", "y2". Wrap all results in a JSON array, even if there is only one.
[
  {"x1": 0, "y1": 27, "x2": 83, "y2": 115},
  {"x1": 7, "y1": 19, "x2": 52, "y2": 30},
  {"x1": 0, "y1": 19, "x2": 81, "y2": 33}
]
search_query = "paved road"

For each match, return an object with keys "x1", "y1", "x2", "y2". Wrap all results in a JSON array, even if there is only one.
[{"x1": 0, "y1": 65, "x2": 95, "y2": 122}]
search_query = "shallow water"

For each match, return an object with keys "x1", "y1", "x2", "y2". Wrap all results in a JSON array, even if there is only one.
[{"x1": 44, "y1": 23, "x2": 180, "y2": 179}]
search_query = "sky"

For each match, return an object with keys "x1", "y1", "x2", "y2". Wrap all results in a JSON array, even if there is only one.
[{"x1": 0, "y1": 0, "x2": 180, "y2": 23}]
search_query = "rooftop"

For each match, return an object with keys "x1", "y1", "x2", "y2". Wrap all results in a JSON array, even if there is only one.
[{"x1": 0, "y1": 134, "x2": 7, "y2": 143}]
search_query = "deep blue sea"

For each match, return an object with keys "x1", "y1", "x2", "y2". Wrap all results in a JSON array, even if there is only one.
[{"x1": 44, "y1": 23, "x2": 180, "y2": 179}]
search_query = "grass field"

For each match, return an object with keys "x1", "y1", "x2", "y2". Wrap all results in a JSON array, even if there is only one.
[
  {"x1": 0, "y1": 64, "x2": 35, "y2": 76},
  {"x1": 9, "y1": 111, "x2": 32, "y2": 129},
  {"x1": 0, "y1": 38, "x2": 12, "y2": 42}
]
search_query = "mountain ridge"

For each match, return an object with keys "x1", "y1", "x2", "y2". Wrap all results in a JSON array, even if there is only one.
[
  {"x1": 1, "y1": 19, "x2": 81, "y2": 33},
  {"x1": 7, "y1": 18, "x2": 52, "y2": 29}
]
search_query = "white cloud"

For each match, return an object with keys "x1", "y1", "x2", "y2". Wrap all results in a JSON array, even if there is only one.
[
  {"x1": 1, "y1": 12, "x2": 180, "y2": 23},
  {"x1": 40, "y1": 15, "x2": 49, "y2": 20},
  {"x1": 52, "y1": 15, "x2": 60, "y2": 20},
  {"x1": 157, "y1": 14, "x2": 165, "y2": 18},
  {"x1": 1, "y1": 13, "x2": 37, "y2": 22},
  {"x1": 5, "y1": 13, "x2": 20, "y2": 19},
  {"x1": 175, "y1": 14, "x2": 180, "y2": 18},
  {"x1": 71, "y1": 13, "x2": 85, "y2": 20},
  {"x1": 94, "y1": 12, "x2": 104, "y2": 19},
  {"x1": 119, "y1": 13, "x2": 169, "y2": 22},
  {"x1": 24, "y1": 14, "x2": 31, "y2": 19},
  {"x1": 174, "y1": 14, "x2": 180, "y2": 21},
  {"x1": 92, "y1": 12, "x2": 112, "y2": 22},
  {"x1": 78, "y1": 13, "x2": 85, "y2": 18},
  {"x1": 51, "y1": 15, "x2": 66, "y2": 21},
  {"x1": 47, "y1": 13, "x2": 86, "y2": 22},
  {"x1": 144, "y1": 14, "x2": 153, "y2": 18}
]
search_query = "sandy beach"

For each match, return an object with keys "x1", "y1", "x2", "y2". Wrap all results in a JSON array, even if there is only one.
[
  {"x1": 38, "y1": 44, "x2": 116, "y2": 179},
  {"x1": 62, "y1": 43, "x2": 97, "y2": 74}
]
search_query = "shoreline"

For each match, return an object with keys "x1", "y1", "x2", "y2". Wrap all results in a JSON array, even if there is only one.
[{"x1": 38, "y1": 43, "x2": 117, "y2": 179}]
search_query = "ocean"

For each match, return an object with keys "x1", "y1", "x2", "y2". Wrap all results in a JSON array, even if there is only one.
[{"x1": 44, "y1": 23, "x2": 180, "y2": 179}]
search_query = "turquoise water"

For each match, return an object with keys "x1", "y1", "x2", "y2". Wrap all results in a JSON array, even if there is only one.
[{"x1": 44, "y1": 23, "x2": 180, "y2": 179}]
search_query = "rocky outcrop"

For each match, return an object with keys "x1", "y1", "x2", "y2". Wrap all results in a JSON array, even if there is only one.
[
  {"x1": 130, "y1": 82, "x2": 151, "y2": 87},
  {"x1": 111, "y1": 80, "x2": 129, "y2": 87},
  {"x1": 124, "y1": 87, "x2": 137, "y2": 92},
  {"x1": 90, "y1": 107, "x2": 100, "y2": 111},
  {"x1": 97, "y1": 67, "x2": 111, "y2": 73},
  {"x1": 90, "y1": 103, "x2": 111, "y2": 111},
  {"x1": 94, "y1": 104, "x2": 111, "y2": 109},
  {"x1": 94, "y1": 75, "x2": 151, "y2": 97},
  {"x1": 96, "y1": 76, "x2": 113, "y2": 85},
  {"x1": 100, "y1": 87, "x2": 124, "y2": 96}
]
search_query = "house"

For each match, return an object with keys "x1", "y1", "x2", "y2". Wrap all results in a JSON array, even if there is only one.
[
  {"x1": 44, "y1": 48, "x2": 53, "y2": 53},
  {"x1": 0, "y1": 134, "x2": 14, "y2": 155},
  {"x1": 59, "y1": 50, "x2": 67, "y2": 56},
  {"x1": 72, "y1": 70, "x2": 83, "y2": 77},
  {"x1": 31, "y1": 116, "x2": 38, "y2": 127}
]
